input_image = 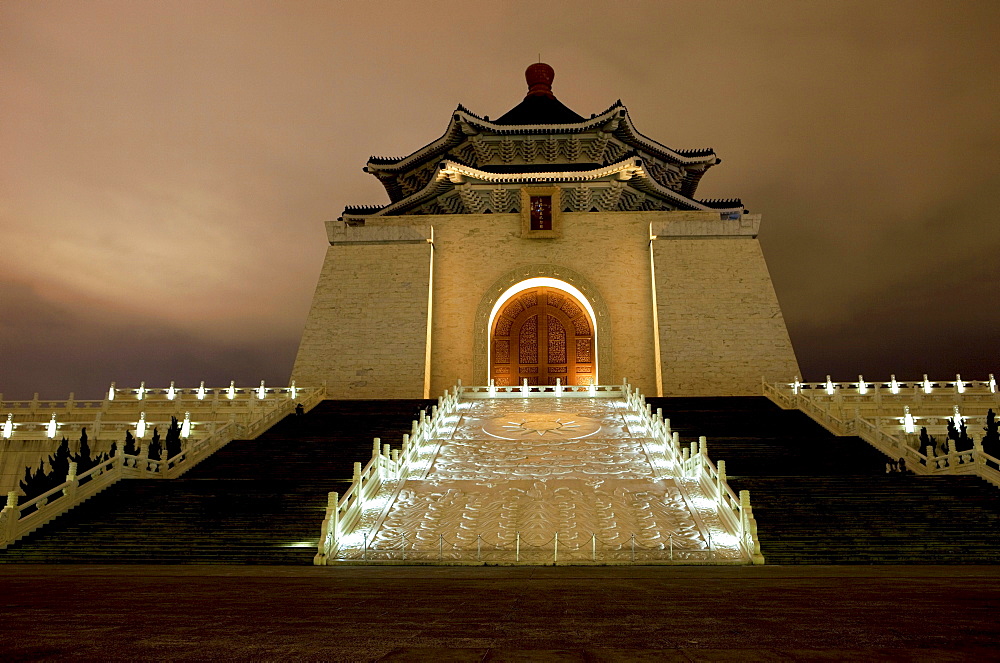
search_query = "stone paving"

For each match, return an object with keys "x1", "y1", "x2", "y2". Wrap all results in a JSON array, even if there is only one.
[{"x1": 0, "y1": 565, "x2": 997, "y2": 661}]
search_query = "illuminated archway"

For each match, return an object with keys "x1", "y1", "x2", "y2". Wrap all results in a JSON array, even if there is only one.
[
  {"x1": 489, "y1": 282, "x2": 596, "y2": 386},
  {"x1": 472, "y1": 265, "x2": 613, "y2": 385}
]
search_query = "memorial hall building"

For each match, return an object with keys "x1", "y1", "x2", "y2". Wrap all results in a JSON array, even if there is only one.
[{"x1": 291, "y1": 63, "x2": 800, "y2": 399}]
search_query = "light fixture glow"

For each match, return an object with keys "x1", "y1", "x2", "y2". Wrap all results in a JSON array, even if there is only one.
[
  {"x1": 952, "y1": 405, "x2": 963, "y2": 428},
  {"x1": 857, "y1": 375, "x2": 868, "y2": 395},
  {"x1": 167, "y1": 381, "x2": 176, "y2": 400},
  {"x1": 792, "y1": 377, "x2": 801, "y2": 395},
  {"x1": 227, "y1": 381, "x2": 236, "y2": 400},
  {"x1": 290, "y1": 380, "x2": 297, "y2": 400},
  {"x1": 108, "y1": 383, "x2": 116, "y2": 401},
  {"x1": 990, "y1": 374, "x2": 997, "y2": 394},
  {"x1": 825, "y1": 375, "x2": 835, "y2": 395},
  {"x1": 889, "y1": 375, "x2": 900, "y2": 395},
  {"x1": 197, "y1": 381, "x2": 206, "y2": 400},
  {"x1": 181, "y1": 412, "x2": 191, "y2": 438},
  {"x1": 137, "y1": 381, "x2": 146, "y2": 400},
  {"x1": 903, "y1": 406, "x2": 915, "y2": 434},
  {"x1": 136, "y1": 412, "x2": 147, "y2": 439},
  {"x1": 923, "y1": 374, "x2": 933, "y2": 394},
  {"x1": 955, "y1": 374, "x2": 965, "y2": 394},
  {"x1": 47, "y1": 413, "x2": 57, "y2": 439},
  {"x1": 3, "y1": 414, "x2": 13, "y2": 439},
  {"x1": 257, "y1": 380, "x2": 266, "y2": 400}
]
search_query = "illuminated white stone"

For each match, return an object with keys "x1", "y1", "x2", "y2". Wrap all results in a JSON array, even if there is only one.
[
  {"x1": 923, "y1": 374, "x2": 933, "y2": 394},
  {"x1": 181, "y1": 412, "x2": 191, "y2": 438},
  {"x1": 903, "y1": 406, "x2": 915, "y2": 434},
  {"x1": 167, "y1": 381, "x2": 176, "y2": 400},
  {"x1": 108, "y1": 383, "x2": 116, "y2": 401},
  {"x1": 227, "y1": 381, "x2": 236, "y2": 400},
  {"x1": 488, "y1": 379, "x2": 496, "y2": 397},
  {"x1": 889, "y1": 375, "x2": 900, "y2": 394},
  {"x1": 857, "y1": 375, "x2": 868, "y2": 395},
  {"x1": 197, "y1": 381, "x2": 206, "y2": 400},
  {"x1": 955, "y1": 374, "x2": 965, "y2": 394},
  {"x1": 952, "y1": 406, "x2": 963, "y2": 428},
  {"x1": 792, "y1": 376, "x2": 801, "y2": 395},
  {"x1": 136, "y1": 412, "x2": 147, "y2": 439},
  {"x1": 339, "y1": 395, "x2": 745, "y2": 563},
  {"x1": 825, "y1": 375, "x2": 835, "y2": 395},
  {"x1": 990, "y1": 374, "x2": 997, "y2": 394},
  {"x1": 290, "y1": 381, "x2": 297, "y2": 400},
  {"x1": 47, "y1": 413, "x2": 57, "y2": 439},
  {"x1": 555, "y1": 378, "x2": 562, "y2": 397},
  {"x1": 3, "y1": 414, "x2": 12, "y2": 439},
  {"x1": 257, "y1": 380, "x2": 266, "y2": 400},
  {"x1": 137, "y1": 381, "x2": 146, "y2": 400}
]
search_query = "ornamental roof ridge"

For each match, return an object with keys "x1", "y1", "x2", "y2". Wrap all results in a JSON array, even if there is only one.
[
  {"x1": 340, "y1": 155, "x2": 743, "y2": 220},
  {"x1": 365, "y1": 100, "x2": 718, "y2": 174}
]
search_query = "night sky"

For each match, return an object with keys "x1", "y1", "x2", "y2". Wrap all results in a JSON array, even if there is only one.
[{"x1": 2, "y1": 1, "x2": 997, "y2": 399}]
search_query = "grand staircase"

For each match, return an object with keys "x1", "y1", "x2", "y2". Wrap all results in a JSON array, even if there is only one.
[
  {"x1": 648, "y1": 396, "x2": 1000, "y2": 564},
  {"x1": 0, "y1": 400, "x2": 430, "y2": 564}
]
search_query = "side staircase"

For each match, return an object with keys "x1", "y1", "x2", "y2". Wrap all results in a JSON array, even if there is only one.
[
  {"x1": 648, "y1": 396, "x2": 1000, "y2": 564},
  {"x1": 0, "y1": 400, "x2": 430, "y2": 564}
]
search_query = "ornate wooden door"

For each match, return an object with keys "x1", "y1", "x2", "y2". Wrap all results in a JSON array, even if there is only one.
[{"x1": 490, "y1": 287, "x2": 594, "y2": 386}]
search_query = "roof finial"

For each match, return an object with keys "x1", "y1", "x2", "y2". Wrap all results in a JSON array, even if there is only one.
[{"x1": 525, "y1": 62, "x2": 555, "y2": 99}]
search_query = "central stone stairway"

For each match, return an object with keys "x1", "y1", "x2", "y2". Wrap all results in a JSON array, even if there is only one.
[
  {"x1": 331, "y1": 392, "x2": 752, "y2": 564},
  {"x1": 648, "y1": 396, "x2": 1000, "y2": 564},
  {"x1": 0, "y1": 400, "x2": 430, "y2": 564}
]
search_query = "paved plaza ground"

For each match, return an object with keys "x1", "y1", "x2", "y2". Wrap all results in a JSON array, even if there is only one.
[{"x1": 0, "y1": 565, "x2": 997, "y2": 661}]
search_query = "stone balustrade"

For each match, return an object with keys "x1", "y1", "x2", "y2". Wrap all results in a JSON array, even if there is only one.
[
  {"x1": 0, "y1": 383, "x2": 326, "y2": 549},
  {"x1": 764, "y1": 375, "x2": 1000, "y2": 488},
  {"x1": 0, "y1": 382, "x2": 324, "y2": 492}
]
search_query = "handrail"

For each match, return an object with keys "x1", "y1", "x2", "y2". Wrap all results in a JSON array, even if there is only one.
[
  {"x1": 764, "y1": 378, "x2": 1000, "y2": 489},
  {"x1": 624, "y1": 384, "x2": 764, "y2": 564},
  {"x1": 315, "y1": 386, "x2": 460, "y2": 564},
  {"x1": 0, "y1": 384, "x2": 327, "y2": 549}
]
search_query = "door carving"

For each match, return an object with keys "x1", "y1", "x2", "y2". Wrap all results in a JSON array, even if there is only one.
[{"x1": 490, "y1": 287, "x2": 594, "y2": 386}]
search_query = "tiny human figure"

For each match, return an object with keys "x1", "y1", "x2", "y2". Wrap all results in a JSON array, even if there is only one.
[
  {"x1": 885, "y1": 462, "x2": 894, "y2": 474},
  {"x1": 898, "y1": 457, "x2": 911, "y2": 475},
  {"x1": 294, "y1": 403, "x2": 304, "y2": 416}
]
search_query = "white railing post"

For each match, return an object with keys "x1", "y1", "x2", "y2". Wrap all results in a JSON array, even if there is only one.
[
  {"x1": 64, "y1": 462, "x2": 79, "y2": 501},
  {"x1": 717, "y1": 460, "x2": 727, "y2": 505},
  {"x1": 0, "y1": 491, "x2": 20, "y2": 544}
]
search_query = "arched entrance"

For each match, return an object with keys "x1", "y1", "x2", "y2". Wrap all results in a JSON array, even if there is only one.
[{"x1": 490, "y1": 286, "x2": 594, "y2": 386}]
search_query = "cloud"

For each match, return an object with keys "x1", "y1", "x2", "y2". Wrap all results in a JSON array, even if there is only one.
[{"x1": 0, "y1": 275, "x2": 297, "y2": 399}]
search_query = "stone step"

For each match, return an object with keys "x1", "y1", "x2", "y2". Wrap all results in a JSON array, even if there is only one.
[
  {"x1": 0, "y1": 399, "x2": 429, "y2": 564},
  {"x1": 649, "y1": 396, "x2": 1000, "y2": 564}
]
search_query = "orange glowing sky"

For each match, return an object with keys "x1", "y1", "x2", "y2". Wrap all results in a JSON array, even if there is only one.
[{"x1": 1, "y1": 1, "x2": 997, "y2": 398}]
